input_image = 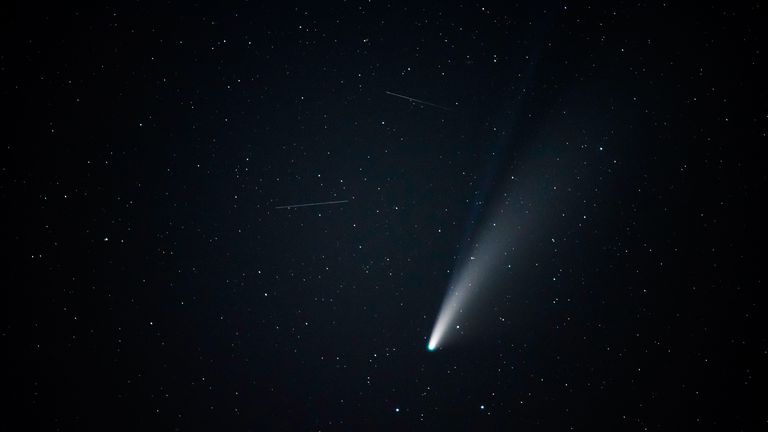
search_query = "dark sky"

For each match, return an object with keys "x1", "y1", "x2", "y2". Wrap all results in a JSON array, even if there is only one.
[{"x1": 5, "y1": 1, "x2": 764, "y2": 430}]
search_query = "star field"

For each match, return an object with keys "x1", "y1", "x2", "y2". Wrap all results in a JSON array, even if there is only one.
[{"x1": 4, "y1": 1, "x2": 765, "y2": 430}]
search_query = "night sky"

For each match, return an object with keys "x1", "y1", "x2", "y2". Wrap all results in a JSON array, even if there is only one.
[{"x1": 5, "y1": 1, "x2": 765, "y2": 430}]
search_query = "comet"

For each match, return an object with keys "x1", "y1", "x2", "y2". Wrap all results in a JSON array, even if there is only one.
[
  {"x1": 426, "y1": 137, "x2": 587, "y2": 351},
  {"x1": 426, "y1": 161, "x2": 539, "y2": 351},
  {"x1": 427, "y1": 234, "x2": 504, "y2": 351}
]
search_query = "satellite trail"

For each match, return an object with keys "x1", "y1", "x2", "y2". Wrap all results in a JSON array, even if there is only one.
[
  {"x1": 274, "y1": 199, "x2": 349, "y2": 209},
  {"x1": 385, "y1": 91, "x2": 452, "y2": 111}
]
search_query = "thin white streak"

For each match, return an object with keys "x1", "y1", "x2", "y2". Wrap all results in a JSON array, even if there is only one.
[
  {"x1": 385, "y1": 91, "x2": 452, "y2": 111},
  {"x1": 274, "y1": 199, "x2": 349, "y2": 209}
]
